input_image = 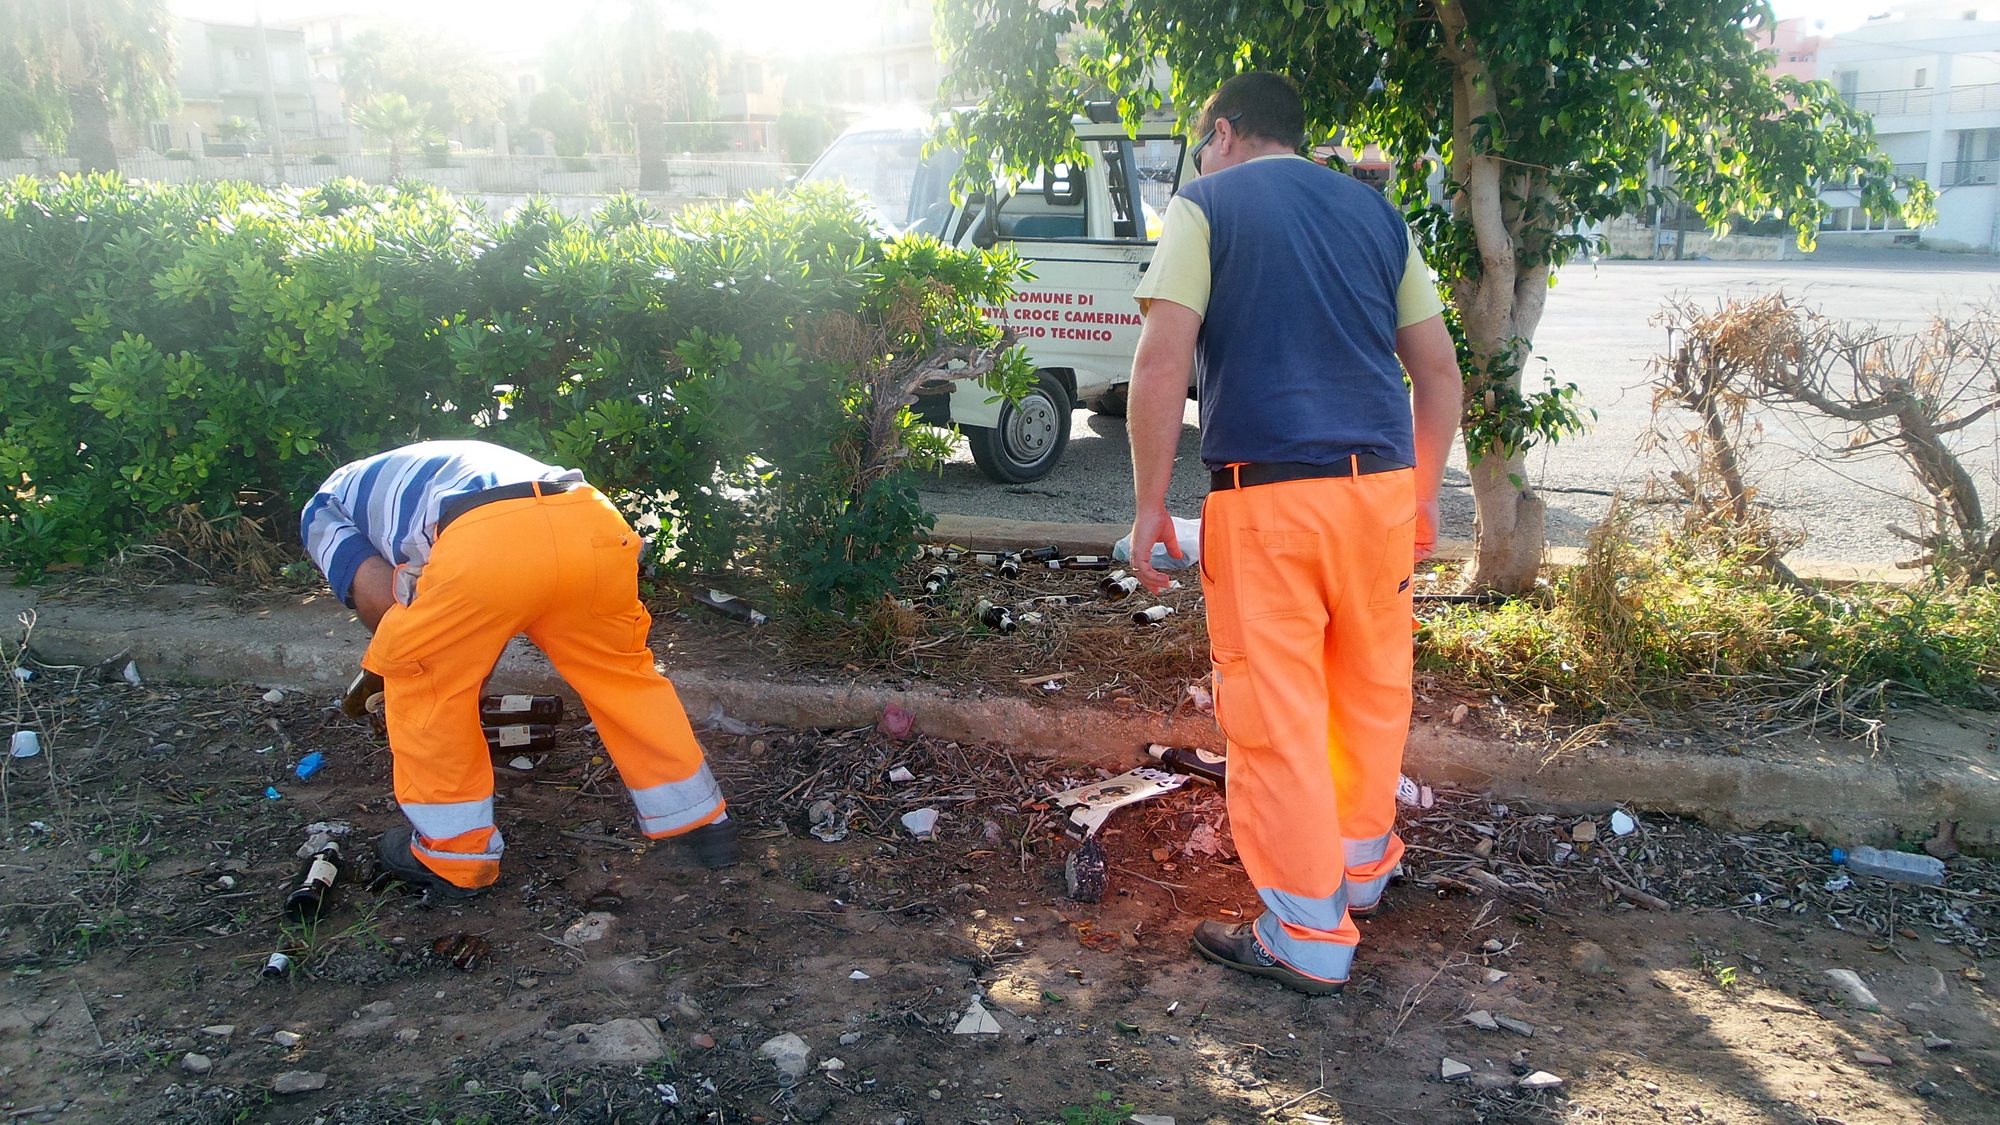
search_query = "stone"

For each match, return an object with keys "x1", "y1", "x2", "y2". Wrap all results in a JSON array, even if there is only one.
[
  {"x1": 757, "y1": 1032, "x2": 812, "y2": 1084},
  {"x1": 839, "y1": 1031, "x2": 863, "y2": 1046},
  {"x1": 820, "y1": 1057, "x2": 846, "y2": 1071},
  {"x1": 272, "y1": 1070, "x2": 329, "y2": 1095},
  {"x1": 338, "y1": 1001, "x2": 398, "y2": 1038},
  {"x1": 1518, "y1": 1071, "x2": 1564, "y2": 1090},
  {"x1": 1853, "y1": 1050, "x2": 1894, "y2": 1066},
  {"x1": 393, "y1": 1028, "x2": 421, "y2": 1043},
  {"x1": 1482, "y1": 938, "x2": 1505, "y2": 953},
  {"x1": 1494, "y1": 1016, "x2": 1536, "y2": 1037},
  {"x1": 1824, "y1": 969, "x2": 1880, "y2": 1010},
  {"x1": 1465, "y1": 1010, "x2": 1500, "y2": 1031},
  {"x1": 520, "y1": 1071, "x2": 544, "y2": 1091},
  {"x1": 556, "y1": 1019, "x2": 668, "y2": 1065},
  {"x1": 1923, "y1": 1035, "x2": 1953, "y2": 1050},
  {"x1": 1568, "y1": 941, "x2": 1612, "y2": 974},
  {"x1": 463, "y1": 1080, "x2": 483, "y2": 1094},
  {"x1": 1570, "y1": 820, "x2": 1597, "y2": 843},
  {"x1": 1441, "y1": 1057, "x2": 1472, "y2": 1080},
  {"x1": 563, "y1": 911, "x2": 616, "y2": 947},
  {"x1": 690, "y1": 1032, "x2": 716, "y2": 1050},
  {"x1": 181, "y1": 1053, "x2": 212, "y2": 1076},
  {"x1": 888, "y1": 766, "x2": 916, "y2": 783},
  {"x1": 271, "y1": 1031, "x2": 301, "y2": 1048},
  {"x1": 200, "y1": 1024, "x2": 235, "y2": 1038},
  {"x1": 1485, "y1": 969, "x2": 1510, "y2": 983}
]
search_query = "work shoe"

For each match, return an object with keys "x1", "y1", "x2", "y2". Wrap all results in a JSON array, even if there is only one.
[
  {"x1": 376, "y1": 824, "x2": 485, "y2": 903},
  {"x1": 1190, "y1": 920, "x2": 1344, "y2": 996},
  {"x1": 677, "y1": 814, "x2": 740, "y2": 869}
]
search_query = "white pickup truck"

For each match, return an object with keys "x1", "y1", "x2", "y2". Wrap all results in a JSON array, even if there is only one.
[{"x1": 798, "y1": 109, "x2": 1194, "y2": 482}]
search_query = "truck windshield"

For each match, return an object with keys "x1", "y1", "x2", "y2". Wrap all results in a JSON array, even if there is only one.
[{"x1": 800, "y1": 129, "x2": 960, "y2": 239}]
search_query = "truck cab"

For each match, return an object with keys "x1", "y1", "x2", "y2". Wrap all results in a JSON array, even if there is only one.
[{"x1": 798, "y1": 111, "x2": 1193, "y2": 482}]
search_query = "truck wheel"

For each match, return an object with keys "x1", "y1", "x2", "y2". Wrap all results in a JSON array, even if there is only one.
[
  {"x1": 967, "y1": 371, "x2": 1073, "y2": 483},
  {"x1": 1084, "y1": 383, "x2": 1129, "y2": 418}
]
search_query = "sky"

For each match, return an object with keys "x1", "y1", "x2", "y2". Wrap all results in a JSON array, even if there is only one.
[
  {"x1": 166, "y1": 0, "x2": 903, "y2": 59},
  {"x1": 164, "y1": 1, "x2": 1912, "y2": 63}
]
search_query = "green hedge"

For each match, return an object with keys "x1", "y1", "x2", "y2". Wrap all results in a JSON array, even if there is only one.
[{"x1": 0, "y1": 175, "x2": 1026, "y2": 610}]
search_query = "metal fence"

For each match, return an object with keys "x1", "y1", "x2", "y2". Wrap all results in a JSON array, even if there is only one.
[
  {"x1": 1950, "y1": 82, "x2": 2000, "y2": 114},
  {"x1": 1945, "y1": 159, "x2": 1999, "y2": 187},
  {"x1": 1845, "y1": 87, "x2": 1934, "y2": 116},
  {"x1": 1, "y1": 151, "x2": 807, "y2": 200}
]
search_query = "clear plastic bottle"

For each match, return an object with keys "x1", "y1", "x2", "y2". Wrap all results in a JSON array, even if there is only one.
[{"x1": 1840, "y1": 845, "x2": 1945, "y2": 886}]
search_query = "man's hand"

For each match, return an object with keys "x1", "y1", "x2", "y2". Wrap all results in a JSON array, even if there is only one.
[
  {"x1": 1128, "y1": 505, "x2": 1184, "y2": 594},
  {"x1": 1416, "y1": 496, "x2": 1439, "y2": 563}
]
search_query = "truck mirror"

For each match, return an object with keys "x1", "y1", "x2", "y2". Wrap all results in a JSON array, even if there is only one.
[{"x1": 971, "y1": 196, "x2": 1001, "y2": 248}]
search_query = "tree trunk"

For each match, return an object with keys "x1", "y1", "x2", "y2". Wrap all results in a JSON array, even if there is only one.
[
  {"x1": 1436, "y1": 3, "x2": 1550, "y2": 593},
  {"x1": 387, "y1": 139, "x2": 403, "y2": 181},
  {"x1": 67, "y1": 85, "x2": 118, "y2": 173},
  {"x1": 634, "y1": 100, "x2": 669, "y2": 191}
]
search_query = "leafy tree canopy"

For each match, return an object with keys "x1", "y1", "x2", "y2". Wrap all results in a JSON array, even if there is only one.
[
  {"x1": 936, "y1": 0, "x2": 1934, "y2": 592},
  {"x1": 339, "y1": 21, "x2": 506, "y2": 132}
]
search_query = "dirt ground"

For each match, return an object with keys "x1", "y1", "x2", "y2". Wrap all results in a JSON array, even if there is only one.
[{"x1": 2, "y1": 662, "x2": 1996, "y2": 1125}]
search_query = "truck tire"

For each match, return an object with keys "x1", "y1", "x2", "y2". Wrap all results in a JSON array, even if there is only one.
[
  {"x1": 1084, "y1": 383, "x2": 1129, "y2": 417},
  {"x1": 967, "y1": 371, "x2": 1073, "y2": 483}
]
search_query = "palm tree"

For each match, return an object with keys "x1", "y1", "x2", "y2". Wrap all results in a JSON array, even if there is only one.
[
  {"x1": 1, "y1": 0, "x2": 178, "y2": 173},
  {"x1": 351, "y1": 91, "x2": 430, "y2": 180}
]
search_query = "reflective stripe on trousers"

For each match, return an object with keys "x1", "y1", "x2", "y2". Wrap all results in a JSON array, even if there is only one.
[
  {"x1": 1344, "y1": 831, "x2": 1404, "y2": 910},
  {"x1": 1254, "y1": 891, "x2": 1357, "y2": 984},
  {"x1": 631, "y1": 763, "x2": 725, "y2": 837}
]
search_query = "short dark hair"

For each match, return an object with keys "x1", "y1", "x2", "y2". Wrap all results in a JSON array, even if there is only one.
[{"x1": 1196, "y1": 72, "x2": 1306, "y2": 150}]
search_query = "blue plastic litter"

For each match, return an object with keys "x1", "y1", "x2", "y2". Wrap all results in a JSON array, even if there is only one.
[
  {"x1": 1829, "y1": 847, "x2": 1847, "y2": 865},
  {"x1": 265, "y1": 786, "x2": 281, "y2": 800},
  {"x1": 295, "y1": 752, "x2": 324, "y2": 781}
]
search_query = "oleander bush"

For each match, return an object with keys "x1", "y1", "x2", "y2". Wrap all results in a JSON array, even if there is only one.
[{"x1": 0, "y1": 174, "x2": 1027, "y2": 611}]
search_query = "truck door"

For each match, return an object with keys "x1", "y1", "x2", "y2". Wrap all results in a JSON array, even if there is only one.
[{"x1": 955, "y1": 133, "x2": 1186, "y2": 482}]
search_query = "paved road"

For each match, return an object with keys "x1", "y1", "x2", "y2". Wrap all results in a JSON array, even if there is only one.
[{"x1": 917, "y1": 248, "x2": 2000, "y2": 564}]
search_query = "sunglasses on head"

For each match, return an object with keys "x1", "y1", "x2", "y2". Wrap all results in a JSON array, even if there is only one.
[{"x1": 1191, "y1": 112, "x2": 1244, "y2": 173}]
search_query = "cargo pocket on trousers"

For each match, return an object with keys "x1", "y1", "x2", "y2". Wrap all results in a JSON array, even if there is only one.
[
  {"x1": 1210, "y1": 655, "x2": 1273, "y2": 751},
  {"x1": 1369, "y1": 516, "x2": 1418, "y2": 608},
  {"x1": 591, "y1": 533, "x2": 641, "y2": 618},
  {"x1": 362, "y1": 652, "x2": 432, "y2": 730}
]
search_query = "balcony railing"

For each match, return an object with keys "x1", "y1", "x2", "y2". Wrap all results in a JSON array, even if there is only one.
[
  {"x1": 1841, "y1": 82, "x2": 2000, "y2": 117},
  {"x1": 1845, "y1": 87, "x2": 1933, "y2": 115},
  {"x1": 1945, "y1": 159, "x2": 1999, "y2": 186},
  {"x1": 1950, "y1": 82, "x2": 2000, "y2": 114}
]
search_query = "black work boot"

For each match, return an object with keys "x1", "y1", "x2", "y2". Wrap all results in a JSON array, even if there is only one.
[
  {"x1": 376, "y1": 824, "x2": 485, "y2": 903},
  {"x1": 677, "y1": 814, "x2": 740, "y2": 869},
  {"x1": 1191, "y1": 919, "x2": 1344, "y2": 996}
]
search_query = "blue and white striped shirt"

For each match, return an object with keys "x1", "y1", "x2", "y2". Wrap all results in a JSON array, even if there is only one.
[{"x1": 300, "y1": 441, "x2": 583, "y2": 607}]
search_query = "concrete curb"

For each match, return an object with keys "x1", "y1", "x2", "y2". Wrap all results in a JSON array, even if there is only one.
[{"x1": 5, "y1": 584, "x2": 1988, "y2": 849}]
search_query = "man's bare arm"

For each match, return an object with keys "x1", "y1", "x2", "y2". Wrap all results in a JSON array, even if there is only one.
[
  {"x1": 1126, "y1": 299, "x2": 1203, "y2": 591},
  {"x1": 1396, "y1": 313, "x2": 1464, "y2": 561},
  {"x1": 351, "y1": 555, "x2": 395, "y2": 632}
]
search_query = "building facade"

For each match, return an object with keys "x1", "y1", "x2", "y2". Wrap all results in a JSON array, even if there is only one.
[
  {"x1": 1817, "y1": 2, "x2": 2000, "y2": 250},
  {"x1": 166, "y1": 19, "x2": 320, "y2": 154}
]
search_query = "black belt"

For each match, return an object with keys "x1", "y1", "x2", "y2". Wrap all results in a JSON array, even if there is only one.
[
  {"x1": 1209, "y1": 454, "x2": 1410, "y2": 492},
  {"x1": 437, "y1": 479, "x2": 584, "y2": 532}
]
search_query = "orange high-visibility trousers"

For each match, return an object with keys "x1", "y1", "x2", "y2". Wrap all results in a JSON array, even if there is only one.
[
  {"x1": 362, "y1": 485, "x2": 723, "y2": 888},
  {"x1": 1200, "y1": 467, "x2": 1415, "y2": 984}
]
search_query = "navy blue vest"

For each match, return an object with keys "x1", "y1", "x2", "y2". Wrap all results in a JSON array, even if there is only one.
[{"x1": 1177, "y1": 157, "x2": 1415, "y2": 469}]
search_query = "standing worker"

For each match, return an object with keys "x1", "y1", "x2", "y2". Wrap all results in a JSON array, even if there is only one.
[
  {"x1": 302, "y1": 440, "x2": 738, "y2": 902},
  {"x1": 1124, "y1": 73, "x2": 1463, "y2": 994}
]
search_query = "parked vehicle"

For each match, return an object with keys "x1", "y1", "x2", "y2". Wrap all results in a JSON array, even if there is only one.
[{"x1": 799, "y1": 109, "x2": 1194, "y2": 482}]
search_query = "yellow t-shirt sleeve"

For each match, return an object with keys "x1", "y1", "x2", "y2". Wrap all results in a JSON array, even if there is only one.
[
  {"x1": 1133, "y1": 195, "x2": 1211, "y2": 317},
  {"x1": 1395, "y1": 228, "x2": 1446, "y2": 328}
]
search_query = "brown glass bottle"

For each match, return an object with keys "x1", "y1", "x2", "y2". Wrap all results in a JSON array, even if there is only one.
[
  {"x1": 484, "y1": 724, "x2": 558, "y2": 753},
  {"x1": 283, "y1": 842, "x2": 344, "y2": 923},
  {"x1": 477, "y1": 694, "x2": 565, "y2": 724}
]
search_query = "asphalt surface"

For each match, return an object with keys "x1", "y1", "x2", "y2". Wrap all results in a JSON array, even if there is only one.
[{"x1": 917, "y1": 248, "x2": 2000, "y2": 564}]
